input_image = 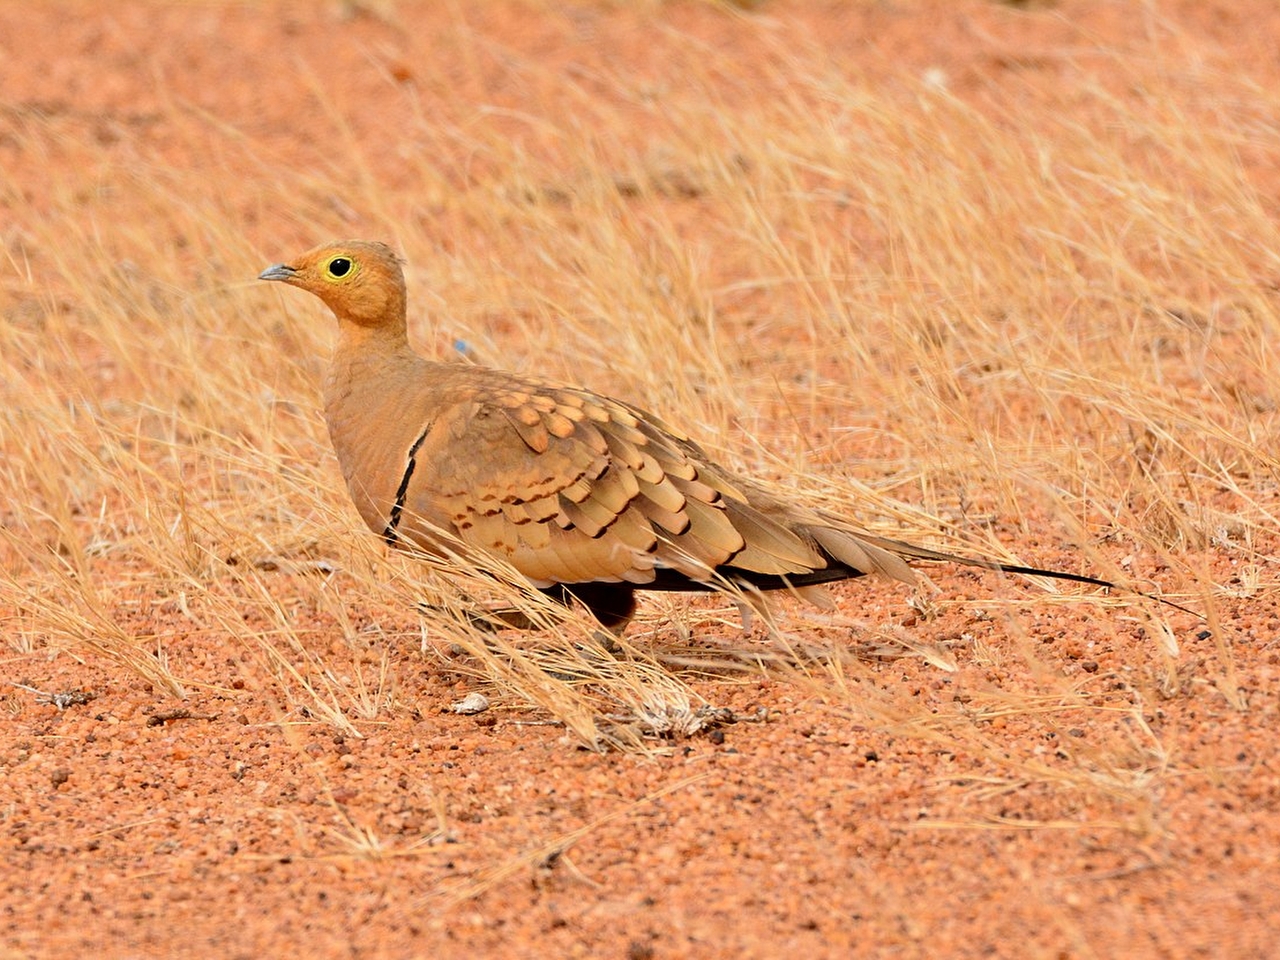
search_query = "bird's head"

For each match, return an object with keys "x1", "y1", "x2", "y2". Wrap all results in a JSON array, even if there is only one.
[{"x1": 259, "y1": 240, "x2": 407, "y2": 329}]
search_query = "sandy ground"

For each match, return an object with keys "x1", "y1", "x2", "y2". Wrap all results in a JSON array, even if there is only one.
[{"x1": 2, "y1": 2, "x2": 1279, "y2": 958}]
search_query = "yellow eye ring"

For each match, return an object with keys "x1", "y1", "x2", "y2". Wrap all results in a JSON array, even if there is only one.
[{"x1": 322, "y1": 254, "x2": 358, "y2": 283}]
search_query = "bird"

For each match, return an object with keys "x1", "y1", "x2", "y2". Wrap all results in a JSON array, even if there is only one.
[{"x1": 258, "y1": 240, "x2": 1168, "y2": 636}]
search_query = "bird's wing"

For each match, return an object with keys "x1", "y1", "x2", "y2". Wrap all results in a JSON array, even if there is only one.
[
  {"x1": 625, "y1": 410, "x2": 919, "y2": 587},
  {"x1": 396, "y1": 379, "x2": 830, "y2": 587}
]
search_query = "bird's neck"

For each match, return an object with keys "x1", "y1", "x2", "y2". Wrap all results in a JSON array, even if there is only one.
[
  {"x1": 335, "y1": 319, "x2": 409, "y2": 354},
  {"x1": 326, "y1": 322, "x2": 427, "y2": 407}
]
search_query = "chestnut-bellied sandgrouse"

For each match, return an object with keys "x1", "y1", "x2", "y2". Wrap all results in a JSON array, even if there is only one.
[{"x1": 259, "y1": 240, "x2": 1149, "y2": 634}]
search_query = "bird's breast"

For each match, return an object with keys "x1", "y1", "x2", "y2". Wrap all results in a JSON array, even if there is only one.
[{"x1": 323, "y1": 361, "x2": 447, "y2": 545}]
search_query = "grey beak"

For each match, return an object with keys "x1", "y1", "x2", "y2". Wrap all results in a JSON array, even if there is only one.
[{"x1": 258, "y1": 263, "x2": 297, "y2": 282}]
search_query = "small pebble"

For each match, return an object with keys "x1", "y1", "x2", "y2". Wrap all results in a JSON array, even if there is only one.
[{"x1": 450, "y1": 692, "x2": 490, "y2": 715}]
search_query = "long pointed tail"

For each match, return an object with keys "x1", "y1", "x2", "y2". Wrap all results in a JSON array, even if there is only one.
[{"x1": 858, "y1": 533, "x2": 1201, "y2": 618}]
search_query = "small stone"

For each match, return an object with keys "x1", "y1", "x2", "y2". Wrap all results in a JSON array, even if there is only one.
[{"x1": 450, "y1": 692, "x2": 490, "y2": 715}]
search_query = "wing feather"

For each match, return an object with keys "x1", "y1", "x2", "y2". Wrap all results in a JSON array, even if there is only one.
[{"x1": 384, "y1": 371, "x2": 916, "y2": 593}]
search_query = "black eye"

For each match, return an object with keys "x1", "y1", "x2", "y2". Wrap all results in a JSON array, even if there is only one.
[{"x1": 328, "y1": 257, "x2": 352, "y2": 278}]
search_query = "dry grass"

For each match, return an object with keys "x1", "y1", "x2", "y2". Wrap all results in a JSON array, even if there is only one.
[{"x1": 1, "y1": 6, "x2": 1275, "y2": 846}]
